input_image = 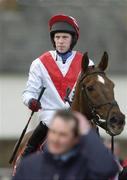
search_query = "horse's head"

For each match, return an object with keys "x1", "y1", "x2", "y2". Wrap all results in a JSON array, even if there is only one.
[{"x1": 72, "y1": 52, "x2": 125, "y2": 136}]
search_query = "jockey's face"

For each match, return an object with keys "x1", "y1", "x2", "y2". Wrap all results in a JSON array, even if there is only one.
[
  {"x1": 54, "y1": 32, "x2": 72, "y2": 53},
  {"x1": 47, "y1": 116, "x2": 79, "y2": 155}
]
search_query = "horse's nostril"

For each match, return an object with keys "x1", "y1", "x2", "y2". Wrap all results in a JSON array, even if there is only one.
[
  {"x1": 107, "y1": 114, "x2": 125, "y2": 135},
  {"x1": 110, "y1": 116, "x2": 125, "y2": 125},
  {"x1": 110, "y1": 117, "x2": 118, "y2": 124}
]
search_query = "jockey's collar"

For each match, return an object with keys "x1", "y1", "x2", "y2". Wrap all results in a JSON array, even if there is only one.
[{"x1": 56, "y1": 50, "x2": 72, "y2": 64}]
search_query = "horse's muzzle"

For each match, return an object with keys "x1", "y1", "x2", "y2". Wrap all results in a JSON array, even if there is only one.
[{"x1": 107, "y1": 113, "x2": 125, "y2": 136}]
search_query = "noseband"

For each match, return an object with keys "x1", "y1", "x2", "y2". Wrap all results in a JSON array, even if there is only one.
[{"x1": 79, "y1": 71, "x2": 117, "y2": 129}]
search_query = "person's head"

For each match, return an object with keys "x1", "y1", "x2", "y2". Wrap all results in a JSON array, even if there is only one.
[
  {"x1": 49, "y1": 14, "x2": 79, "y2": 53},
  {"x1": 47, "y1": 109, "x2": 80, "y2": 155}
]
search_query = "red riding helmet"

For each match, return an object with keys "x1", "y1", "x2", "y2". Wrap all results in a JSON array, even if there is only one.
[{"x1": 49, "y1": 14, "x2": 80, "y2": 50}]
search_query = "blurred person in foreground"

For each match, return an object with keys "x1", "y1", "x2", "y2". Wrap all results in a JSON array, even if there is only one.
[
  {"x1": 21, "y1": 14, "x2": 94, "y2": 158},
  {"x1": 12, "y1": 110, "x2": 118, "y2": 180}
]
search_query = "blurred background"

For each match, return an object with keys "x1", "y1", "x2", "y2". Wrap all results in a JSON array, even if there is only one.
[{"x1": 0, "y1": 0, "x2": 127, "y2": 179}]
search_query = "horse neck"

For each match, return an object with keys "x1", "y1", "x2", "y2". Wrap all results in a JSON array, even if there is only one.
[
  {"x1": 71, "y1": 82, "x2": 80, "y2": 112},
  {"x1": 71, "y1": 77, "x2": 93, "y2": 120}
]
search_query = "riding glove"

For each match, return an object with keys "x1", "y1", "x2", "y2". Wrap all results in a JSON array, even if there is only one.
[{"x1": 28, "y1": 98, "x2": 41, "y2": 112}]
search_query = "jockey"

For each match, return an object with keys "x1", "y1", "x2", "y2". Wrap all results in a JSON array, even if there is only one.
[{"x1": 22, "y1": 14, "x2": 94, "y2": 157}]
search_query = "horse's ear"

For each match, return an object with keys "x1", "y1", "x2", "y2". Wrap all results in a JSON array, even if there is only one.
[
  {"x1": 98, "y1": 52, "x2": 108, "y2": 71},
  {"x1": 81, "y1": 52, "x2": 89, "y2": 72}
]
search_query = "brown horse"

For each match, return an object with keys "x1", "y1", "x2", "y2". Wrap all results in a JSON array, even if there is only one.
[
  {"x1": 71, "y1": 52, "x2": 125, "y2": 136},
  {"x1": 12, "y1": 52, "x2": 125, "y2": 173}
]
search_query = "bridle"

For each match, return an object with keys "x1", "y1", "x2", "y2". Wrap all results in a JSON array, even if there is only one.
[{"x1": 79, "y1": 70, "x2": 118, "y2": 134}]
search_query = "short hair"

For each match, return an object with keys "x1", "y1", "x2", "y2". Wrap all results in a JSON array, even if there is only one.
[{"x1": 52, "y1": 109, "x2": 79, "y2": 137}]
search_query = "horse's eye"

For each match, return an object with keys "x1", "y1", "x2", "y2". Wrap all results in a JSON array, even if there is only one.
[{"x1": 87, "y1": 86, "x2": 94, "y2": 91}]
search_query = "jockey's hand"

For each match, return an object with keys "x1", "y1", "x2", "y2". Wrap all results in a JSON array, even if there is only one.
[{"x1": 28, "y1": 98, "x2": 42, "y2": 112}]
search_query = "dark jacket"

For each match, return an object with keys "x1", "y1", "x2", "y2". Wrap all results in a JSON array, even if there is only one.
[{"x1": 12, "y1": 130, "x2": 118, "y2": 180}]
